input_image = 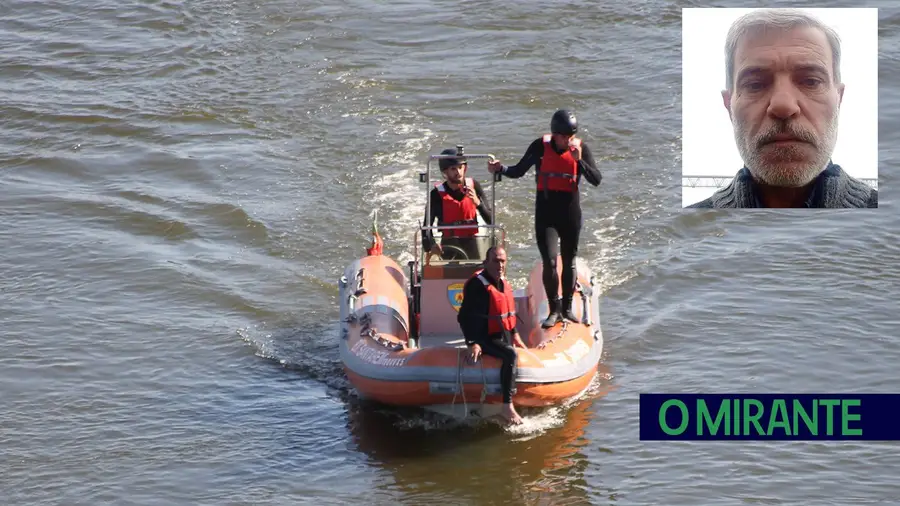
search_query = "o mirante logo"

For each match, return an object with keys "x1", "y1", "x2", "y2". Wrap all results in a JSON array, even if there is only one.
[{"x1": 639, "y1": 394, "x2": 899, "y2": 441}]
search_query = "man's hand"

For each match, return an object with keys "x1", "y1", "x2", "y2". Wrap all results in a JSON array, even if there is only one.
[
  {"x1": 469, "y1": 343, "x2": 482, "y2": 362},
  {"x1": 513, "y1": 333, "x2": 527, "y2": 349},
  {"x1": 487, "y1": 160, "x2": 503, "y2": 174},
  {"x1": 465, "y1": 185, "x2": 480, "y2": 207},
  {"x1": 569, "y1": 137, "x2": 582, "y2": 161}
]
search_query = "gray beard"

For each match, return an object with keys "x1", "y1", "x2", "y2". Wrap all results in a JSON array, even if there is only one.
[{"x1": 734, "y1": 113, "x2": 839, "y2": 187}]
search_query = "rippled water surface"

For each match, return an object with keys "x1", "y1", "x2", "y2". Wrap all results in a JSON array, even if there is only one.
[{"x1": 2, "y1": 0, "x2": 899, "y2": 504}]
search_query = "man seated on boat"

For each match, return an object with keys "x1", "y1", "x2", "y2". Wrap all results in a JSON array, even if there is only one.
[
  {"x1": 422, "y1": 147, "x2": 494, "y2": 261},
  {"x1": 457, "y1": 246, "x2": 527, "y2": 425}
]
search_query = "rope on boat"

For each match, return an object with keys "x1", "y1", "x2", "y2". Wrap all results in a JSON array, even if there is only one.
[
  {"x1": 452, "y1": 346, "x2": 490, "y2": 419},
  {"x1": 480, "y1": 359, "x2": 487, "y2": 405},
  {"x1": 452, "y1": 347, "x2": 468, "y2": 417},
  {"x1": 451, "y1": 347, "x2": 489, "y2": 419}
]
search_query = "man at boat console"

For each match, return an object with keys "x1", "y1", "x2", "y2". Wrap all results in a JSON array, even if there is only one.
[
  {"x1": 457, "y1": 246, "x2": 527, "y2": 425},
  {"x1": 422, "y1": 147, "x2": 494, "y2": 261}
]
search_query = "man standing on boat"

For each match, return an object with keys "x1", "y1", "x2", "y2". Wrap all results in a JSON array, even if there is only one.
[
  {"x1": 488, "y1": 110, "x2": 602, "y2": 328},
  {"x1": 458, "y1": 246, "x2": 526, "y2": 425},
  {"x1": 422, "y1": 147, "x2": 494, "y2": 261}
]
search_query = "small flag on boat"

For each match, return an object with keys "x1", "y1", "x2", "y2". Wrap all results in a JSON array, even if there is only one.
[{"x1": 366, "y1": 210, "x2": 383, "y2": 256}]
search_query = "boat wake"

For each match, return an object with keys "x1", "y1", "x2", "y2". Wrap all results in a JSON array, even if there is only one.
[{"x1": 237, "y1": 321, "x2": 353, "y2": 394}]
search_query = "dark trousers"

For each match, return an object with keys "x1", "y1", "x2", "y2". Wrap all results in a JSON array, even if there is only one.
[
  {"x1": 479, "y1": 334, "x2": 518, "y2": 404},
  {"x1": 535, "y1": 208, "x2": 582, "y2": 307}
]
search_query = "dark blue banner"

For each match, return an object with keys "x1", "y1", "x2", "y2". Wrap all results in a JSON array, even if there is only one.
[{"x1": 639, "y1": 394, "x2": 900, "y2": 440}]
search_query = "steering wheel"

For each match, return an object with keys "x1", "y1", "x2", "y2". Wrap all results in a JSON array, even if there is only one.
[{"x1": 441, "y1": 244, "x2": 470, "y2": 261}]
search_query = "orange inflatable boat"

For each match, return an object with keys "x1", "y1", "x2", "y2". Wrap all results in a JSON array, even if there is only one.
[{"x1": 338, "y1": 147, "x2": 604, "y2": 419}]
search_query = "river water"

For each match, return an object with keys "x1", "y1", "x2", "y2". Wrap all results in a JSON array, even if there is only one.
[{"x1": 3, "y1": 0, "x2": 898, "y2": 504}]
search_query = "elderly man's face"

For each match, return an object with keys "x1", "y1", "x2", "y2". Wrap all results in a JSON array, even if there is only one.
[
  {"x1": 723, "y1": 25, "x2": 845, "y2": 187},
  {"x1": 485, "y1": 247, "x2": 507, "y2": 279}
]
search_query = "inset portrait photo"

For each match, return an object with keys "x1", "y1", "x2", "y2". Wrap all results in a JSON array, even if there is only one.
[{"x1": 681, "y1": 8, "x2": 878, "y2": 209}]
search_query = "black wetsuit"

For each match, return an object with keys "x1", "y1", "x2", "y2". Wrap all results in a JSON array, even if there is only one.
[
  {"x1": 457, "y1": 270, "x2": 518, "y2": 404},
  {"x1": 499, "y1": 138, "x2": 602, "y2": 309},
  {"x1": 422, "y1": 179, "x2": 494, "y2": 260}
]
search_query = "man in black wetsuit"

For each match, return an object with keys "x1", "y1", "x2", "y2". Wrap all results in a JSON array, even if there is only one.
[
  {"x1": 422, "y1": 147, "x2": 494, "y2": 261},
  {"x1": 488, "y1": 109, "x2": 602, "y2": 328},
  {"x1": 457, "y1": 245, "x2": 526, "y2": 425}
]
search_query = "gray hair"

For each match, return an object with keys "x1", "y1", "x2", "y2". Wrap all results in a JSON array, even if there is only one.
[
  {"x1": 724, "y1": 8, "x2": 842, "y2": 91},
  {"x1": 484, "y1": 245, "x2": 504, "y2": 262}
]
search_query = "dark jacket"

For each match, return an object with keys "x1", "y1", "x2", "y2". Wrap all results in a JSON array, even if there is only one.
[
  {"x1": 457, "y1": 270, "x2": 518, "y2": 346},
  {"x1": 686, "y1": 163, "x2": 877, "y2": 208}
]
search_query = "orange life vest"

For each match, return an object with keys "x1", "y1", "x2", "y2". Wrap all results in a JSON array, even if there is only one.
[
  {"x1": 537, "y1": 134, "x2": 580, "y2": 192},
  {"x1": 475, "y1": 270, "x2": 517, "y2": 335},
  {"x1": 436, "y1": 177, "x2": 477, "y2": 238}
]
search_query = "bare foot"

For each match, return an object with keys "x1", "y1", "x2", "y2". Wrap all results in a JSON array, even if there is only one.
[{"x1": 501, "y1": 403, "x2": 523, "y2": 425}]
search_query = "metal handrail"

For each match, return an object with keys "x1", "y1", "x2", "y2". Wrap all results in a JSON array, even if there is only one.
[
  {"x1": 412, "y1": 146, "x2": 510, "y2": 287},
  {"x1": 411, "y1": 225, "x2": 508, "y2": 271},
  {"x1": 422, "y1": 146, "x2": 501, "y2": 248},
  {"x1": 419, "y1": 224, "x2": 505, "y2": 232},
  {"x1": 414, "y1": 225, "x2": 508, "y2": 250}
]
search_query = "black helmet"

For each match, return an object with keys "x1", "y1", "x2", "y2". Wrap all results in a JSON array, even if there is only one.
[
  {"x1": 550, "y1": 109, "x2": 578, "y2": 135},
  {"x1": 438, "y1": 147, "x2": 466, "y2": 171}
]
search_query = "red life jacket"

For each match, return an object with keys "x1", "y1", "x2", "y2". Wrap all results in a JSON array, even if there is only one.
[
  {"x1": 474, "y1": 270, "x2": 517, "y2": 335},
  {"x1": 537, "y1": 134, "x2": 580, "y2": 192},
  {"x1": 437, "y1": 177, "x2": 477, "y2": 238}
]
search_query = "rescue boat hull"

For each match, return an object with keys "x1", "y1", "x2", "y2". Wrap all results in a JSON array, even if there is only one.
[{"x1": 338, "y1": 252, "x2": 604, "y2": 414}]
